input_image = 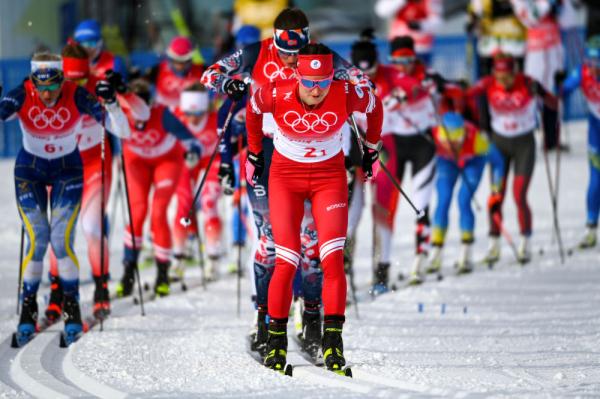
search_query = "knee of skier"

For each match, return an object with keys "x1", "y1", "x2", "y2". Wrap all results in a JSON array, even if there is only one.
[{"x1": 29, "y1": 222, "x2": 50, "y2": 261}]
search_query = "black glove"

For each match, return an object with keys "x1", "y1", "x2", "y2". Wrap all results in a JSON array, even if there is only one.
[
  {"x1": 224, "y1": 79, "x2": 247, "y2": 101},
  {"x1": 361, "y1": 145, "x2": 379, "y2": 179},
  {"x1": 105, "y1": 69, "x2": 127, "y2": 94},
  {"x1": 218, "y1": 162, "x2": 236, "y2": 195},
  {"x1": 95, "y1": 80, "x2": 116, "y2": 104},
  {"x1": 246, "y1": 151, "x2": 265, "y2": 186},
  {"x1": 554, "y1": 70, "x2": 567, "y2": 93},
  {"x1": 408, "y1": 20, "x2": 421, "y2": 31}
]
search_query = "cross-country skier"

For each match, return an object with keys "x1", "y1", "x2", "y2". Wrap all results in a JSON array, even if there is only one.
[
  {"x1": 0, "y1": 52, "x2": 129, "y2": 342},
  {"x1": 510, "y1": 0, "x2": 564, "y2": 92},
  {"x1": 201, "y1": 7, "x2": 370, "y2": 356},
  {"x1": 467, "y1": 53, "x2": 559, "y2": 264},
  {"x1": 428, "y1": 87, "x2": 489, "y2": 274},
  {"x1": 44, "y1": 42, "x2": 145, "y2": 321},
  {"x1": 116, "y1": 79, "x2": 202, "y2": 297},
  {"x1": 560, "y1": 35, "x2": 600, "y2": 248},
  {"x1": 245, "y1": 43, "x2": 383, "y2": 373},
  {"x1": 467, "y1": 0, "x2": 526, "y2": 77},
  {"x1": 374, "y1": 0, "x2": 443, "y2": 65},
  {"x1": 73, "y1": 19, "x2": 127, "y2": 80},
  {"x1": 370, "y1": 35, "x2": 443, "y2": 289},
  {"x1": 145, "y1": 36, "x2": 206, "y2": 110},
  {"x1": 171, "y1": 83, "x2": 224, "y2": 280}
]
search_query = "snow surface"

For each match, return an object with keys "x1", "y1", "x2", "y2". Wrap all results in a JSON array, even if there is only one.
[{"x1": 0, "y1": 121, "x2": 598, "y2": 398}]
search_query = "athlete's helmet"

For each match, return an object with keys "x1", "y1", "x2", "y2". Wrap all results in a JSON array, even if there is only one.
[
  {"x1": 74, "y1": 19, "x2": 102, "y2": 44},
  {"x1": 389, "y1": 36, "x2": 416, "y2": 65},
  {"x1": 273, "y1": 27, "x2": 309, "y2": 53},
  {"x1": 351, "y1": 28, "x2": 378, "y2": 72},
  {"x1": 166, "y1": 36, "x2": 194, "y2": 62},
  {"x1": 30, "y1": 55, "x2": 64, "y2": 91},
  {"x1": 236, "y1": 25, "x2": 261, "y2": 48},
  {"x1": 440, "y1": 112, "x2": 466, "y2": 143}
]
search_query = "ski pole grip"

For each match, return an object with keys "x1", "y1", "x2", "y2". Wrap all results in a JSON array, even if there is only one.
[{"x1": 180, "y1": 217, "x2": 192, "y2": 227}]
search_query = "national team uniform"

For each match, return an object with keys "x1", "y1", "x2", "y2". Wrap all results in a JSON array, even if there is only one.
[
  {"x1": 468, "y1": 69, "x2": 558, "y2": 260},
  {"x1": 155, "y1": 60, "x2": 205, "y2": 109},
  {"x1": 246, "y1": 58, "x2": 382, "y2": 369},
  {"x1": 172, "y1": 109, "x2": 223, "y2": 259}
]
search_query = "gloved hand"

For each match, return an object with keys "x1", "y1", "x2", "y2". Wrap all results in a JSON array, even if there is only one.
[
  {"x1": 218, "y1": 162, "x2": 236, "y2": 195},
  {"x1": 184, "y1": 142, "x2": 202, "y2": 168},
  {"x1": 554, "y1": 70, "x2": 567, "y2": 93},
  {"x1": 408, "y1": 20, "x2": 421, "y2": 31},
  {"x1": 245, "y1": 151, "x2": 264, "y2": 187},
  {"x1": 224, "y1": 79, "x2": 247, "y2": 101},
  {"x1": 105, "y1": 69, "x2": 127, "y2": 94},
  {"x1": 362, "y1": 144, "x2": 380, "y2": 179},
  {"x1": 488, "y1": 192, "x2": 503, "y2": 215},
  {"x1": 95, "y1": 80, "x2": 116, "y2": 104}
]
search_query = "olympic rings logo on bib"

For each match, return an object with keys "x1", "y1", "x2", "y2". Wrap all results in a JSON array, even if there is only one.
[
  {"x1": 27, "y1": 106, "x2": 71, "y2": 130},
  {"x1": 132, "y1": 128, "x2": 161, "y2": 146},
  {"x1": 283, "y1": 111, "x2": 338, "y2": 134},
  {"x1": 263, "y1": 62, "x2": 296, "y2": 82}
]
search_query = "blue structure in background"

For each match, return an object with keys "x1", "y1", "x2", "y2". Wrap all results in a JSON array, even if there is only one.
[{"x1": 0, "y1": 34, "x2": 588, "y2": 158}]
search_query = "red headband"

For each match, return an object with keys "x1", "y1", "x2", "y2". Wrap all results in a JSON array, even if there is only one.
[
  {"x1": 493, "y1": 57, "x2": 514, "y2": 73},
  {"x1": 391, "y1": 48, "x2": 416, "y2": 58},
  {"x1": 63, "y1": 56, "x2": 89, "y2": 80},
  {"x1": 297, "y1": 54, "x2": 333, "y2": 77}
]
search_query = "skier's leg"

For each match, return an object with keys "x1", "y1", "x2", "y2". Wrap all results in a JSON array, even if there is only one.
[
  {"x1": 512, "y1": 132, "x2": 535, "y2": 261},
  {"x1": 150, "y1": 151, "x2": 183, "y2": 295},
  {"x1": 118, "y1": 152, "x2": 152, "y2": 296},
  {"x1": 586, "y1": 115, "x2": 600, "y2": 227},
  {"x1": 486, "y1": 138, "x2": 510, "y2": 261},
  {"x1": 429, "y1": 157, "x2": 459, "y2": 272},
  {"x1": 372, "y1": 135, "x2": 400, "y2": 287},
  {"x1": 48, "y1": 151, "x2": 84, "y2": 335},
  {"x1": 14, "y1": 150, "x2": 51, "y2": 333},
  {"x1": 200, "y1": 159, "x2": 223, "y2": 259},
  {"x1": 310, "y1": 153, "x2": 348, "y2": 370},
  {"x1": 172, "y1": 160, "x2": 195, "y2": 259}
]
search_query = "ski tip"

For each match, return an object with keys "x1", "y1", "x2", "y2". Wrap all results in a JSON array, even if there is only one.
[
  {"x1": 284, "y1": 364, "x2": 293, "y2": 377},
  {"x1": 10, "y1": 332, "x2": 19, "y2": 348},
  {"x1": 436, "y1": 273, "x2": 444, "y2": 281},
  {"x1": 345, "y1": 367, "x2": 353, "y2": 378},
  {"x1": 59, "y1": 333, "x2": 67, "y2": 348},
  {"x1": 567, "y1": 248, "x2": 573, "y2": 256}
]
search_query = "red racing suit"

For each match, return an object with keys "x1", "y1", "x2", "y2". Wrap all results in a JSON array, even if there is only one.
[{"x1": 246, "y1": 79, "x2": 383, "y2": 319}]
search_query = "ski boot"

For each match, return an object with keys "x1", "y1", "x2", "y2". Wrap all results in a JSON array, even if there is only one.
[
  {"x1": 408, "y1": 253, "x2": 426, "y2": 285},
  {"x1": 517, "y1": 236, "x2": 531, "y2": 265},
  {"x1": 251, "y1": 309, "x2": 269, "y2": 356},
  {"x1": 61, "y1": 295, "x2": 83, "y2": 347},
  {"x1": 370, "y1": 262, "x2": 390, "y2": 296},
  {"x1": 426, "y1": 246, "x2": 442, "y2": 274},
  {"x1": 302, "y1": 310, "x2": 322, "y2": 361},
  {"x1": 484, "y1": 236, "x2": 501, "y2": 266},
  {"x1": 322, "y1": 316, "x2": 351, "y2": 377},
  {"x1": 264, "y1": 319, "x2": 292, "y2": 375},
  {"x1": 45, "y1": 274, "x2": 63, "y2": 323},
  {"x1": 155, "y1": 259, "x2": 171, "y2": 297},
  {"x1": 205, "y1": 255, "x2": 220, "y2": 282},
  {"x1": 170, "y1": 253, "x2": 186, "y2": 283},
  {"x1": 93, "y1": 274, "x2": 110, "y2": 320},
  {"x1": 578, "y1": 225, "x2": 597, "y2": 249},
  {"x1": 455, "y1": 243, "x2": 474, "y2": 274},
  {"x1": 116, "y1": 260, "x2": 136, "y2": 298},
  {"x1": 14, "y1": 294, "x2": 38, "y2": 346}
]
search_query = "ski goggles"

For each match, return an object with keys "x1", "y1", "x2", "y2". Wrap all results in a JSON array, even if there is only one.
[
  {"x1": 390, "y1": 55, "x2": 416, "y2": 65},
  {"x1": 79, "y1": 39, "x2": 100, "y2": 49},
  {"x1": 299, "y1": 74, "x2": 333, "y2": 89},
  {"x1": 33, "y1": 81, "x2": 62, "y2": 92}
]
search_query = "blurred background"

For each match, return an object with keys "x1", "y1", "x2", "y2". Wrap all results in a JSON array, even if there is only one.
[{"x1": 0, "y1": 0, "x2": 592, "y2": 156}]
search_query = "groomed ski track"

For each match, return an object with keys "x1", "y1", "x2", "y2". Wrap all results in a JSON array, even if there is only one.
[{"x1": 0, "y1": 121, "x2": 598, "y2": 398}]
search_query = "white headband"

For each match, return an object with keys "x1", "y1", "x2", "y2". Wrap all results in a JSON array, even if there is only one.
[
  {"x1": 31, "y1": 60, "x2": 63, "y2": 73},
  {"x1": 180, "y1": 91, "x2": 209, "y2": 114}
]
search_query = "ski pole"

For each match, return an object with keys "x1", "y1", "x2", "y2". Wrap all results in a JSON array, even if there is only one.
[
  {"x1": 119, "y1": 148, "x2": 146, "y2": 316},
  {"x1": 191, "y1": 199, "x2": 207, "y2": 290},
  {"x1": 491, "y1": 211, "x2": 520, "y2": 263},
  {"x1": 180, "y1": 101, "x2": 236, "y2": 227},
  {"x1": 349, "y1": 114, "x2": 424, "y2": 217},
  {"x1": 16, "y1": 225, "x2": 24, "y2": 315},
  {"x1": 236, "y1": 139, "x2": 244, "y2": 317},
  {"x1": 100, "y1": 111, "x2": 107, "y2": 331},
  {"x1": 539, "y1": 105, "x2": 566, "y2": 263},
  {"x1": 108, "y1": 162, "x2": 123, "y2": 249}
]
